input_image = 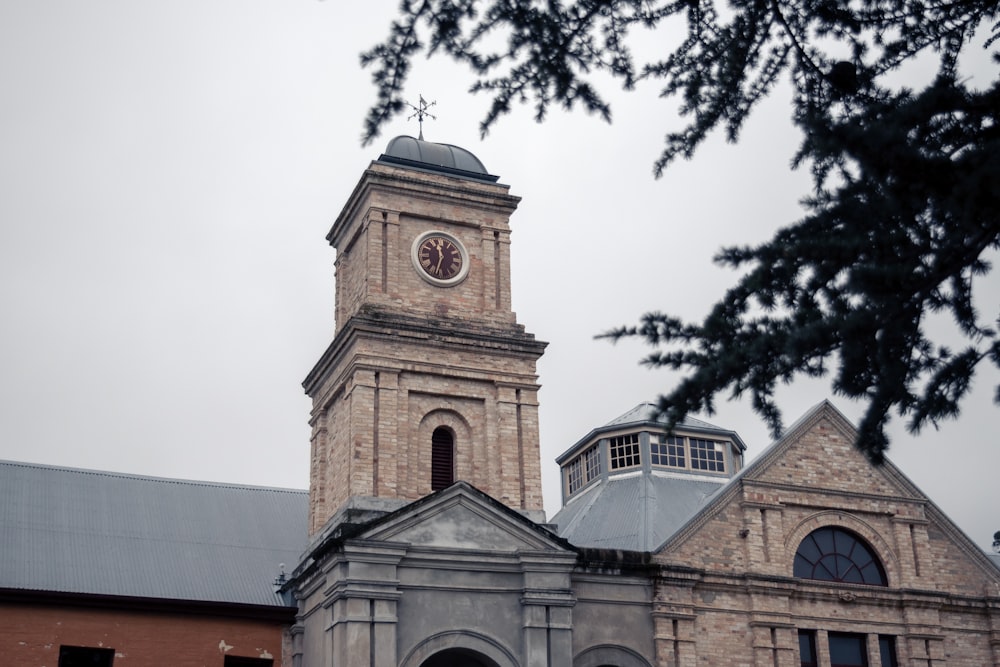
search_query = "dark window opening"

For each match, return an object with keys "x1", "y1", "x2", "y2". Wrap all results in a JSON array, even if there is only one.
[
  {"x1": 794, "y1": 527, "x2": 887, "y2": 586},
  {"x1": 224, "y1": 658, "x2": 274, "y2": 667},
  {"x1": 878, "y1": 636, "x2": 898, "y2": 667},
  {"x1": 829, "y1": 633, "x2": 869, "y2": 667},
  {"x1": 59, "y1": 646, "x2": 114, "y2": 667},
  {"x1": 431, "y1": 426, "x2": 455, "y2": 490},
  {"x1": 798, "y1": 630, "x2": 818, "y2": 667}
]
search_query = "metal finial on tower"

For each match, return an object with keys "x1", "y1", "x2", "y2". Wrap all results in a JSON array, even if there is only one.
[{"x1": 406, "y1": 95, "x2": 437, "y2": 140}]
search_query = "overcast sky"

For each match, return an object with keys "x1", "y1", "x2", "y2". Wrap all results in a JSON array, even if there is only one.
[{"x1": 1, "y1": 1, "x2": 996, "y2": 550}]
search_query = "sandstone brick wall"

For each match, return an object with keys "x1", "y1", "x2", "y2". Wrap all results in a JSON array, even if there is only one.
[
  {"x1": 651, "y1": 404, "x2": 1000, "y2": 666},
  {"x1": 307, "y1": 162, "x2": 545, "y2": 534},
  {"x1": 330, "y1": 164, "x2": 521, "y2": 336}
]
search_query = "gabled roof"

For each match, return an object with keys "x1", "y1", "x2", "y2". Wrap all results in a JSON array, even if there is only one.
[
  {"x1": 292, "y1": 481, "x2": 575, "y2": 587},
  {"x1": 0, "y1": 460, "x2": 308, "y2": 608},
  {"x1": 657, "y1": 401, "x2": 1000, "y2": 580}
]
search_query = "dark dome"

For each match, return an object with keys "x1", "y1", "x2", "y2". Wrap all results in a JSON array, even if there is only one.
[{"x1": 378, "y1": 136, "x2": 498, "y2": 182}]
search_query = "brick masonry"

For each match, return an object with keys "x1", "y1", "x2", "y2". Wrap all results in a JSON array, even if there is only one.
[
  {"x1": 304, "y1": 162, "x2": 546, "y2": 535},
  {"x1": 291, "y1": 153, "x2": 1000, "y2": 667},
  {"x1": 0, "y1": 602, "x2": 289, "y2": 667},
  {"x1": 652, "y1": 403, "x2": 1000, "y2": 666}
]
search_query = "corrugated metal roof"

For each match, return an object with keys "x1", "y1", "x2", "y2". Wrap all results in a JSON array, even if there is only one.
[
  {"x1": 550, "y1": 471, "x2": 728, "y2": 551},
  {"x1": 0, "y1": 460, "x2": 308, "y2": 607},
  {"x1": 603, "y1": 403, "x2": 722, "y2": 431}
]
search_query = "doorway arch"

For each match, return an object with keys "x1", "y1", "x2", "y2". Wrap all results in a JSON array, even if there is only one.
[
  {"x1": 421, "y1": 647, "x2": 500, "y2": 667},
  {"x1": 401, "y1": 631, "x2": 518, "y2": 667}
]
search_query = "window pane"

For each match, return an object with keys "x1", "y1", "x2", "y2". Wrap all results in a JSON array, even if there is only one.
[
  {"x1": 584, "y1": 445, "x2": 601, "y2": 480},
  {"x1": 828, "y1": 633, "x2": 867, "y2": 667},
  {"x1": 878, "y1": 636, "x2": 898, "y2": 667},
  {"x1": 797, "y1": 535, "x2": 822, "y2": 562},
  {"x1": 609, "y1": 434, "x2": 640, "y2": 470},
  {"x1": 798, "y1": 631, "x2": 817, "y2": 667},
  {"x1": 689, "y1": 438, "x2": 726, "y2": 472},
  {"x1": 813, "y1": 528, "x2": 835, "y2": 554},
  {"x1": 566, "y1": 458, "x2": 583, "y2": 494}
]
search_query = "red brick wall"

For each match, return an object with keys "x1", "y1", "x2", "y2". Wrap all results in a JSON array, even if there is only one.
[{"x1": 0, "y1": 601, "x2": 289, "y2": 667}]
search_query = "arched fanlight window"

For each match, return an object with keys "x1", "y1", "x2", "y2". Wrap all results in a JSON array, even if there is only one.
[
  {"x1": 431, "y1": 426, "x2": 455, "y2": 491},
  {"x1": 793, "y1": 527, "x2": 887, "y2": 586}
]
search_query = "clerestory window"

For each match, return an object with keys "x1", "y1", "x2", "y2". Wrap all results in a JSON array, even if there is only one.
[
  {"x1": 564, "y1": 443, "x2": 602, "y2": 496},
  {"x1": 651, "y1": 434, "x2": 728, "y2": 474},
  {"x1": 609, "y1": 433, "x2": 640, "y2": 469}
]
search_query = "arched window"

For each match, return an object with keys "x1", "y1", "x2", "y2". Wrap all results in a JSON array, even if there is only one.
[
  {"x1": 431, "y1": 427, "x2": 455, "y2": 491},
  {"x1": 793, "y1": 527, "x2": 887, "y2": 586}
]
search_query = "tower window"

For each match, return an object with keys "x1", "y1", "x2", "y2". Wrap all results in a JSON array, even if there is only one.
[
  {"x1": 566, "y1": 457, "x2": 583, "y2": 494},
  {"x1": 651, "y1": 435, "x2": 686, "y2": 468},
  {"x1": 564, "y1": 444, "x2": 602, "y2": 496},
  {"x1": 583, "y1": 444, "x2": 601, "y2": 480},
  {"x1": 431, "y1": 427, "x2": 455, "y2": 491},
  {"x1": 609, "y1": 433, "x2": 640, "y2": 469},
  {"x1": 794, "y1": 527, "x2": 887, "y2": 586},
  {"x1": 689, "y1": 438, "x2": 726, "y2": 472}
]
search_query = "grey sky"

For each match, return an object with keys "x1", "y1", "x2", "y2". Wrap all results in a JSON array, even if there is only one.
[{"x1": 1, "y1": 1, "x2": 996, "y2": 550}]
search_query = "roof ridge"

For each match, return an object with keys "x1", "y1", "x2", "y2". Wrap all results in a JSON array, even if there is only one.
[{"x1": 0, "y1": 459, "x2": 307, "y2": 494}]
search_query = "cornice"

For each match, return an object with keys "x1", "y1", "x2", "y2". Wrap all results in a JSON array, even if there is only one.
[{"x1": 303, "y1": 309, "x2": 547, "y2": 395}]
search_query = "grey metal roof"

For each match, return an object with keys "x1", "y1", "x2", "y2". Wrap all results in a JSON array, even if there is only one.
[
  {"x1": 550, "y1": 472, "x2": 728, "y2": 551},
  {"x1": 604, "y1": 403, "x2": 723, "y2": 431},
  {"x1": 0, "y1": 460, "x2": 308, "y2": 607},
  {"x1": 378, "y1": 135, "x2": 500, "y2": 182}
]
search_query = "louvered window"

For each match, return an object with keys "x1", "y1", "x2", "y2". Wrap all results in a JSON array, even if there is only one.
[{"x1": 431, "y1": 427, "x2": 455, "y2": 491}]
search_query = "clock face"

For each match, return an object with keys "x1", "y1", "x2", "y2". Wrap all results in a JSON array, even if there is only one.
[{"x1": 412, "y1": 232, "x2": 469, "y2": 285}]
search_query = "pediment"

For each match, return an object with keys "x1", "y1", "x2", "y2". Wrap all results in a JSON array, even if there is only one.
[
  {"x1": 741, "y1": 400, "x2": 919, "y2": 500},
  {"x1": 658, "y1": 401, "x2": 1000, "y2": 594},
  {"x1": 360, "y1": 483, "x2": 570, "y2": 553}
]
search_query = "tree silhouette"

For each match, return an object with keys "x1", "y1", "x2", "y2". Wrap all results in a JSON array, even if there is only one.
[{"x1": 361, "y1": 0, "x2": 1000, "y2": 461}]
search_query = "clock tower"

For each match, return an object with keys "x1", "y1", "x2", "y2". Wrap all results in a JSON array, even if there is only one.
[{"x1": 304, "y1": 136, "x2": 547, "y2": 535}]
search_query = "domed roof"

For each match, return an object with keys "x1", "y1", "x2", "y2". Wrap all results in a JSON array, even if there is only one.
[{"x1": 378, "y1": 136, "x2": 498, "y2": 182}]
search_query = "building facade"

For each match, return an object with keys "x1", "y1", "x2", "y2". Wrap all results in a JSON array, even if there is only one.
[
  {"x1": 2, "y1": 136, "x2": 998, "y2": 667},
  {"x1": 284, "y1": 137, "x2": 1000, "y2": 667}
]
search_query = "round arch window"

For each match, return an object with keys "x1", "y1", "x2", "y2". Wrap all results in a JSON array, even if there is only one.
[{"x1": 793, "y1": 527, "x2": 887, "y2": 585}]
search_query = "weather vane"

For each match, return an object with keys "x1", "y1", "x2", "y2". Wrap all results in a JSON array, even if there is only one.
[{"x1": 406, "y1": 95, "x2": 437, "y2": 140}]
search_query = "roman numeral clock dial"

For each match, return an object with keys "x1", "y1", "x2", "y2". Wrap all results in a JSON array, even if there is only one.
[{"x1": 411, "y1": 231, "x2": 469, "y2": 286}]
